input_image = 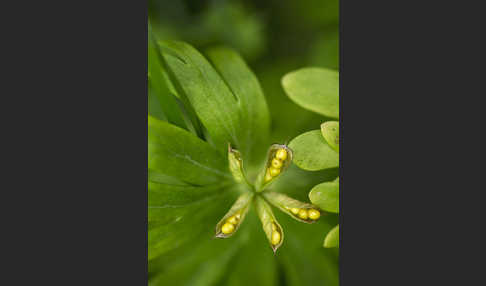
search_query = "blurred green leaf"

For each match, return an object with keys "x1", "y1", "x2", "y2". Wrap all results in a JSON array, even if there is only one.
[
  {"x1": 309, "y1": 180, "x2": 339, "y2": 213},
  {"x1": 289, "y1": 130, "x2": 339, "y2": 171},
  {"x1": 282, "y1": 67, "x2": 339, "y2": 119},
  {"x1": 321, "y1": 121, "x2": 339, "y2": 152},
  {"x1": 324, "y1": 224, "x2": 339, "y2": 248}
]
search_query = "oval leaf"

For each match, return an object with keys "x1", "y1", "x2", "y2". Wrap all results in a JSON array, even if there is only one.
[
  {"x1": 263, "y1": 192, "x2": 321, "y2": 224},
  {"x1": 309, "y1": 180, "x2": 339, "y2": 213},
  {"x1": 324, "y1": 224, "x2": 339, "y2": 248},
  {"x1": 289, "y1": 130, "x2": 339, "y2": 171},
  {"x1": 321, "y1": 121, "x2": 339, "y2": 152},
  {"x1": 282, "y1": 67, "x2": 339, "y2": 119}
]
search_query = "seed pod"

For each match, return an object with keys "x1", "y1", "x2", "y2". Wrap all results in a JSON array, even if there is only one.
[
  {"x1": 255, "y1": 144, "x2": 293, "y2": 192},
  {"x1": 262, "y1": 192, "x2": 321, "y2": 224},
  {"x1": 228, "y1": 144, "x2": 251, "y2": 187},
  {"x1": 254, "y1": 196, "x2": 284, "y2": 253},
  {"x1": 215, "y1": 192, "x2": 253, "y2": 238}
]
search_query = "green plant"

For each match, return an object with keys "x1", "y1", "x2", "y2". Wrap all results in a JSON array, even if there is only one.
[
  {"x1": 283, "y1": 67, "x2": 340, "y2": 248},
  {"x1": 149, "y1": 26, "x2": 339, "y2": 283}
]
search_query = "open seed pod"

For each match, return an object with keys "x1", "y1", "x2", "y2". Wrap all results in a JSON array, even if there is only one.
[
  {"x1": 263, "y1": 192, "x2": 321, "y2": 224},
  {"x1": 228, "y1": 144, "x2": 251, "y2": 187},
  {"x1": 215, "y1": 192, "x2": 253, "y2": 238},
  {"x1": 254, "y1": 196, "x2": 284, "y2": 253},
  {"x1": 255, "y1": 144, "x2": 293, "y2": 192}
]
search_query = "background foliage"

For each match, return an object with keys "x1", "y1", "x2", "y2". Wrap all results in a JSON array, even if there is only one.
[{"x1": 149, "y1": 0, "x2": 339, "y2": 285}]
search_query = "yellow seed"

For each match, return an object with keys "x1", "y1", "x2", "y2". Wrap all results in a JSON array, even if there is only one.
[
  {"x1": 227, "y1": 215, "x2": 238, "y2": 224},
  {"x1": 271, "y1": 231, "x2": 281, "y2": 245},
  {"x1": 221, "y1": 222, "x2": 235, "y2": 234},
  {"x1": 290, "y1": 208, "x2": 300, "y2": 215},
  {"x1": 264, "y1": 169, "x2": 273, "y2": 182},
  {"x1": 308, "y1": 209, "x2": 320, "y2": 220},
  {"x1": 271, "y1": 158, "x2": 283, "y2": 169},
  {"x1": 272, "y1": 222, "x2": 277, "y2": 231},
  {"x1": 298, "y1": 209, "x2": 308, "y2": 220},
  {"x1": 275, "y1": 148, "x2": 287, "y2": 161},
  {"x1": 269, "y1": 167, "x2": 280, "y2": 177},
  {"x1": 235, "y1": 213, "x2": 241, "y2": 220}
]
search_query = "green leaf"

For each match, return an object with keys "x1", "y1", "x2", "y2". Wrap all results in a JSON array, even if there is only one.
[
  {"x1": 148, "y1": 190, "x2": 236, "y2": 260},
  {"x1": 282, "y1": 67, "x2": 339, "y2": 119},
  {"x1": 148, "y1": 25, "x2": 187, "y2": 129},
  {"x1": 158, "y1": 41, "x2": 240, "y2": 155},
  {"x1": 263, "y1": 192, "x2": 321, "y2": 224},
  {"x1": 289, "y1": 130, "x2": 339, "y2": 171},
  {"x1": 205, "y1": 47, "x2": 270, "y2": 165},
  {"x1": 215, "y1": 192, "x2": 253, "y2": 238},
  {"x1": 255, "y1": 144, "x2": 293, "y2": 192},
  {"x1": 308, "y1": 180, "x2": 339, "y2": 213},
  {"x1": 254, "y1": 196, "x2": 284, "y2": 253},
  {"x1": 321, "y1": 121, "x2": 339, "y2": 152},
  {"x1": 324, "y1": 224, "x2": 339, "y2": 248},
  {"x1": 148, "y1": 115, "x2": 231, "y2": 185}
]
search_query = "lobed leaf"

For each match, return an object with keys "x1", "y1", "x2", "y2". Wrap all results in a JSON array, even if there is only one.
[
  {"x1": 282, "y1": 67, "x2": 339, "y2": 119},
  {"x1": 205, "y1": 47, "x2": 270, "y2": 165},
  {"x1": 159, "y1": 41, "x2": 241, "y2": 155},
  {"x1": 148, "y1": 24, "x2": 187, "y2": 129},
  {"x1": 289, "y1": 130, "x2": 338, "y2": 171},
  {"x1": 148, "y1": 116, "x2": 231, "y2": 185},
  {"x1": 309, "y1": 179, "x2": 339, "y2": 213}
]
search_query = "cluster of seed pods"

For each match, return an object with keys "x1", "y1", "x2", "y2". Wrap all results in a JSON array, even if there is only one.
[{"x1": 264, "y1": 148, "x2": 288, "y2": 182}]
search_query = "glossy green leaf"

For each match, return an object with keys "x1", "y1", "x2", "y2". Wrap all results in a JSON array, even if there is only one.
[
  {"x1": 289, "y1": 130, "x2": 339, "y2": 171},
  {"x1": 282, "y1": 67, "x2": 339, "y2": 119},
  {"x1": 321, "y1": 121, "x2": 339, "y2": 152},
  {"x1": 309, "y1": 180, "x2": 339, "y2": 213},
  {"x1": 324, "y1": 224, "x2": 339, "y2": 248},
  {"x1": 148, "y1": 115, "x2": 231, "y2": 185},
  {"x1": 215, "y1": 192, "x2": 253, "y2": 238},
  {"x1": 263, "y1": 192, "x2": 320, "y2": 224},
  {"x1": 254, "y1": 196, "x2": 284, "y2": 253},
  {"x1": 205, "y1": 47, "x2": 270, "y2": 165}
]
